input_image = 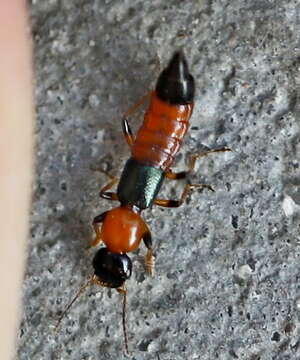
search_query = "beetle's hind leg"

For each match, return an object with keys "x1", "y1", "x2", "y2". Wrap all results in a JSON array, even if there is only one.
[
  {"x1": 154, "y1": 183, "x2": 214, "y2": 208},
  {"x1": 161, "y1": 148, "x2": 231, "y2": 207},
  {"x1": 165, "y1": 147, "x2": 231, "y2": 180},
  {"x1": 90, "y1": 166, "x2": 119, "y2": 201},
  {"x1": 99, "y1": 176, "x2": 119, "y2": 201},
  {"x1": 122, "y1": 92, "x2": 152, "y2": 148},
  {"x1": 122, "y1": 118, "x2": 135, "y2": 148}
]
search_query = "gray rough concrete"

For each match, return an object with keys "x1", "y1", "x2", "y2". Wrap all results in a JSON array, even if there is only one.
[{"x1": 19, "y1": 1, "x2": 300, "y2": 359}]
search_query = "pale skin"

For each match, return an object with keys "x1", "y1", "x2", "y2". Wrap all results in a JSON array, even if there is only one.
[{"x1": 0, "y1": 2, "x2": 34, "y2": 360}]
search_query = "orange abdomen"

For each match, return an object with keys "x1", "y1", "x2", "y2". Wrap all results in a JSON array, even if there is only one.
[{"x1": 131, "y1": 92, "x2": 194, "y2": 171}]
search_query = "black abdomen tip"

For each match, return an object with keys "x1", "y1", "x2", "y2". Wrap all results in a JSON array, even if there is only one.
[{"x1": 156, "y1": 51, "x2": 195, "y2": 105}]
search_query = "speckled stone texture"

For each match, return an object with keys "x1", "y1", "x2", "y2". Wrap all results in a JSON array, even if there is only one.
[{"x1": 19, "y1": 1, "x2": 300, "y2": 359}]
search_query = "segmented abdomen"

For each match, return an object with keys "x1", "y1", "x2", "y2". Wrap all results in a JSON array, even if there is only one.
[{"x1": 132, "y1": 92, "x2": 194, "y2": 171}]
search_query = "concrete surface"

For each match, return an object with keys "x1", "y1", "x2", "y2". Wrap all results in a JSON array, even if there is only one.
[{"x1": 18, "y1": 1, "x2": 300, "y2": 359}]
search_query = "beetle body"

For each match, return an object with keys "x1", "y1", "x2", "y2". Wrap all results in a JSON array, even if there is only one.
[
  {"x1": 92, "y1": 51, "x2": 195, "y2": 286},
  {"x1": 58, "y1": 51, "x2": 230, "y2": 354}
]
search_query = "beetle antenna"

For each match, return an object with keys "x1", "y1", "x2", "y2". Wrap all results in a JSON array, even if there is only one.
[
  {"x1": 118, "y1": 285, "x2": 129, "y2": 355},
  {"x1": 123, "y1": 287, "x2": 129, "y2": 355},
  {"x1": 55, "y1": 275, "x2": 96, "y2": 332}
]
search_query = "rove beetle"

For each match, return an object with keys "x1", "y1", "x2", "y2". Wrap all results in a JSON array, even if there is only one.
[{"x1": 57, "y1": 51, "x2": 230, "y2": 354}]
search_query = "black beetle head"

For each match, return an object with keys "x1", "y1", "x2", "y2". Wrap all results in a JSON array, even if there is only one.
[{"x1": 92, "y1": 248, "x2": 132, "y2": 288}]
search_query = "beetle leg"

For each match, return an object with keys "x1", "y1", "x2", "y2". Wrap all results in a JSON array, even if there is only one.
[
  {"x1": 122, "y1": 118, "x2": 135, "y2": 148},
  {"x1": 165, "y1": 147, "x2": 231, "y2": 179},
  {"x1": 165, "y1": 170, "x2": 187, "y2": 180},
  {"x1": 90, "y1": 166, "x2": 119, "y2": 200},
  {"x1": 116, "y1": 284, "x2": 129, "y2": 355},
  {"x1": 99, "y1": 176, "x2": 119, "y2": 201},
  {"x1": 90, "y1": 211, "x2": 108, "y2": 247},
  {"x1": 154, "y1": 183, "x2": 214, "y2": 208},
  {"x1": 188, "y1": 147, "x2": 231, "y2": 173},
  {"x1": 143, "y1": 231, "x2": 155, "y2": 276},
  {"x1": 122, "y1": 92, "x2": 152, "y2": 148}
]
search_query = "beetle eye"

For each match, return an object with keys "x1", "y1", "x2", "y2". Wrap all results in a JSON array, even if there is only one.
[{"x1": 92, "y1": 248, "x2": 132, "y2": 288}]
